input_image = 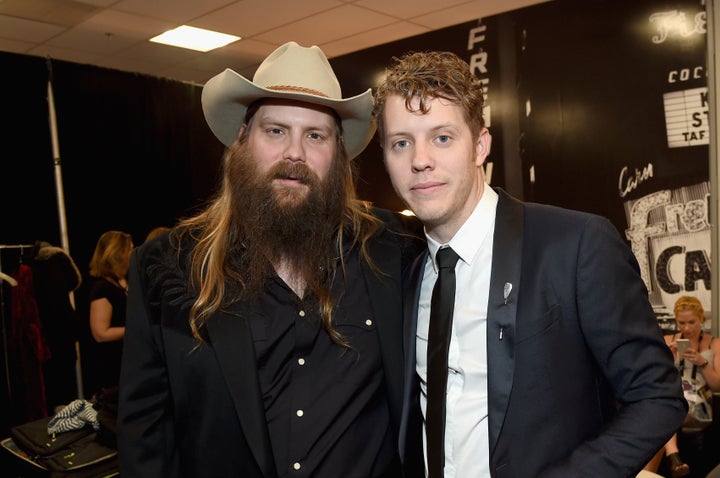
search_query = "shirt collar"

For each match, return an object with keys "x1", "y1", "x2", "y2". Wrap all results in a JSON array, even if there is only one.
[{"x1": 426, "y1": 184, "x2": 498, "y2": 271}]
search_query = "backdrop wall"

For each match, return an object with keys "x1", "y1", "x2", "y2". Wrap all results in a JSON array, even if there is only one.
[{"x1": 0, "y1": 0, "x2": 711, "y2": 439}]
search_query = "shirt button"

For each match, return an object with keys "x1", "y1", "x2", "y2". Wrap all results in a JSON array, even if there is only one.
[
  {"x1": 365, "y1": 319, "x2": 372, "y2": 326},
  {"x1": 298, "y1": 358, "x2": 305, "y2": 365},
  {"x1": 299, "y1": 310, "x2": 305, "y2": 317},
  {"x1": 296, "y1": 409, "x2": 304, "y2": 417},
  {"x1": 293, "y1": 462, "x2": 301, "y2": 470}
]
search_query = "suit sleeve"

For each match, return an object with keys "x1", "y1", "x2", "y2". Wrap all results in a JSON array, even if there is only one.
[
  {"x1": 117, "y1": 246, "x2": 178, "y2": 477},
  {"x1": 541, "y1": 215, "x2": 687, "y2": 477}
]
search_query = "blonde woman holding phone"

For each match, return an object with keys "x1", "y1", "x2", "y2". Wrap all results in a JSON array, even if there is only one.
[{"x1": 659, "y1": 295, "x2": 720, "y2": 477}]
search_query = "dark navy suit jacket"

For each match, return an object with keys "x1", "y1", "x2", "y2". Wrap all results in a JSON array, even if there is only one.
[{"x1": 399, "y1": 188, "x2": 687, "y2": 478}]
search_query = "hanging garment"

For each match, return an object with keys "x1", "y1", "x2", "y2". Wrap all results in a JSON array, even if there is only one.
[
  {"x1": 31, "y1": 243, "x2": 82, "y2": 412},
  {"x1": 10, "y1": 264, "x2": 50, "y2": 422}
]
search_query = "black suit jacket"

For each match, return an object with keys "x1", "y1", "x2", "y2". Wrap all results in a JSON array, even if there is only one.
[
  {"x1": 117, "y1": 209, "x2": 424, "y2": 477},
  {"x1": 399, "y1": 188, "x2": 687, "y2": 478}
]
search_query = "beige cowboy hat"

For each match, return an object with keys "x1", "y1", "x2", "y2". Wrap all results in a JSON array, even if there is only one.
[{"x1": 201, "y1": 41, "x2": 375, "y2": 159}]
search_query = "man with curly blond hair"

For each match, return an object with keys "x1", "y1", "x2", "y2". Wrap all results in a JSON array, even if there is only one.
[{"x1": 373, "y1": 50, "x2": 687, "y2": 478}]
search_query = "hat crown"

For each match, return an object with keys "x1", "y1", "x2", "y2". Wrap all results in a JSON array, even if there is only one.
[
  {"x1": 253, "y1": 41, "x2": 342, "y2": 100},
  {"x1": 201, "y1": 41, "x2": 374, "y2": 158}
]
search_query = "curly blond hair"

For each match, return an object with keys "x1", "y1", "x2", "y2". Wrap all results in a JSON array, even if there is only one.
[{"x1": 372, "y1": 50, "x2": 486, "y2": 142}]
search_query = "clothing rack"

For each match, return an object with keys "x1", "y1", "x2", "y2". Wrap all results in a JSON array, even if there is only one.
[{"x1": 0, "y1": 244, "x2": 34, "y2": 409}]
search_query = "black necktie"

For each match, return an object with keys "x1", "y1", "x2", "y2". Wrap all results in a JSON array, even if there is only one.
[{"x1": 426, "y1": 246, "x2": 460, "y2": 478}]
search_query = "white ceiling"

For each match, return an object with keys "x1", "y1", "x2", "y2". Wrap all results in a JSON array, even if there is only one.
[{"x1": 0, "y1": 0, "x2": 549, "y2": 85}]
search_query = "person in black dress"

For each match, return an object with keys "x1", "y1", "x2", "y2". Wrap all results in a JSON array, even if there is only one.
[{"x1": 84, "y1": 230, "x2": 133, "y2": 399}]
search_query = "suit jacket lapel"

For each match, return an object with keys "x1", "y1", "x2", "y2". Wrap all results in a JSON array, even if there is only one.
[
  {"x1": 206, "y1": 309, "x2": 276, "y2": 477},
  {"x1": 399, "y1": 250, "x2": 427, "y2": 473},
  {"x1": 403, "y1": 251, "x2": 426, "y2": 376},
  {"x1": 486, "y1": 188, "x2": 524, "y2": 451},
  {"x1": 363, "y1": 231, "x2": 405, "y2": 427}
]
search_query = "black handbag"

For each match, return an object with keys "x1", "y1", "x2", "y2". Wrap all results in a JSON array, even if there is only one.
[{"x1": 10, "y1": 416, "x2": 118, "y2": 473}]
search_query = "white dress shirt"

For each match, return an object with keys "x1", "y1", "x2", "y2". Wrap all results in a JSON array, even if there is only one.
[{"x1": 417, "y1": 185, "x2": 497, "y2": 477}]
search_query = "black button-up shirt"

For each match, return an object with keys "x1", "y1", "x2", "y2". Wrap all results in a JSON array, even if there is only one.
[{"x1": 249, "y1": 246, "x2": 395, "y2": 478}]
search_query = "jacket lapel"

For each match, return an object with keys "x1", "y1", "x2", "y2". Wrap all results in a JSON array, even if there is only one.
[
  {"x1": 486, "y1": 188, "x2": 524, "y2": 451},
  {"x1": 399, "y1": 250, "x2": 427, "y2": 473},
  {"x1": 363, "y1": 232, "x2": 405, "y2": 427},
  {"x1": 206, "y1": 309, "x2": 276, "y2": 477}
]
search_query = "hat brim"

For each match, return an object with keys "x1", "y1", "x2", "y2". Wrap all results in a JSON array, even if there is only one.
[{"x1": 202, "y1": 69, "x2": 376, "y2": 159}]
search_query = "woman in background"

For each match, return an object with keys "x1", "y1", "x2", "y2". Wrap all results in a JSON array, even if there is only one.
[
  {"x1": 660, "y1": 296, "x2": 720, "y2": 477},
  {"x1": 84, "y1": 230, "x2": 134, "y2": 399}
]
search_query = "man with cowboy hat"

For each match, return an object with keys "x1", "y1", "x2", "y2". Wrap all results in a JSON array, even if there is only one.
[{"x1": 116, "y1": 41, "x2": 425, "y2": 478}]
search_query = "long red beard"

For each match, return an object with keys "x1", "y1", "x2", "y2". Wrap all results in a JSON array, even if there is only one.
[{"x1": 226, "y1": 143, "x2": 347, "y2": 298}]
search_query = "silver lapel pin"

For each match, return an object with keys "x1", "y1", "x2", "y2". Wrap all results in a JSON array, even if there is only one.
[{"x1": 503, "y1": 282, "x2": 512, "y2": 305}]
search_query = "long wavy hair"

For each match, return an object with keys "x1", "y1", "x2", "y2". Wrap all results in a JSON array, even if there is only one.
[{"x1": 175, "y1": 108, "x2": 382, "y2": 345}]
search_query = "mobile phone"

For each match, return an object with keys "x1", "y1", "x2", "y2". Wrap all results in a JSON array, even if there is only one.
[{"x1": 677, "y1": 338, "x2": 690, "y2": 355}]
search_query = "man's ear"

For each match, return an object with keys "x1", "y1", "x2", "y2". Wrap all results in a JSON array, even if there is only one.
[
  {"x1": 475, "y1": 128, "x2": 492, "y2": 166},
  {"x1": 238, "y1": 124, "x2": 248, "y2": 138}
]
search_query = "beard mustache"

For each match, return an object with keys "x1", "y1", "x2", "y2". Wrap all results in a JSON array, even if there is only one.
[{"x1": 227, "y1": 142, "x2": 347, "y2": 298}]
